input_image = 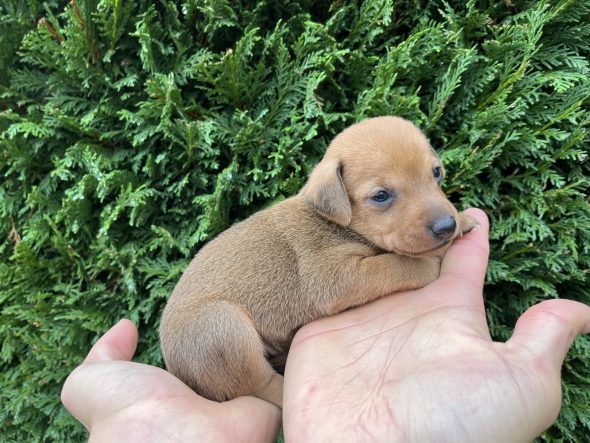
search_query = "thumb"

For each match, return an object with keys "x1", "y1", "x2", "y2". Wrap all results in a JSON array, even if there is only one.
[
  {"x1": 83, "y1": 319, "x2": 138, "y2": 364},
  {"x1": 437, "y1": 208, "x2": 489, "y2": 305},
  {"x1": 61, "y1": 320, "x2": 139, "y2": 429},
  {"x1": 508, "y1": 299, "x2": 590, "y2": 370}
]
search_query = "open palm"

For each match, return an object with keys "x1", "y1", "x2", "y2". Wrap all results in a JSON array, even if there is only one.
[
  {"x1": 283, "y1": 209, "x2": 590, "y2": 443},
  {"x1": 61, "y1": 319, "x2": 280, "y2": 443},
  {"x1": 63, "y1": 209, "x2": 590, "y2": 443}
]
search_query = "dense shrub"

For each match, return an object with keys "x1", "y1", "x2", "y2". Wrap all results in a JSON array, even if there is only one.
[{"x1": 1, "y1": 0, "x2": 589, "y2": 441}]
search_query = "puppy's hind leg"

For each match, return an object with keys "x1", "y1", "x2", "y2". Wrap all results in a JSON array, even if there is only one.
[{"x1": 160, "y1": 298, "x2": 283, "y2": 408}]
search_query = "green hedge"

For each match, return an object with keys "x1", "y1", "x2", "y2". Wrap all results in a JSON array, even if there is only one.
[{"x1": 1, "y1": 0, "x2": 589, "y2": 441}]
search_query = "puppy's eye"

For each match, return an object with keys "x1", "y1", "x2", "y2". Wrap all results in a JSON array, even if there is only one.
[
  {"x1": 433, "y1": 167, "x2": 443, "y2": 183},
  {"x1": 371, "y1": 190, "x2": 391, "y2": 203}
]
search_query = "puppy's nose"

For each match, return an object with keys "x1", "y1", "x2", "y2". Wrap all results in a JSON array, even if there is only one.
[{"x1": 431, "y1": 215, "x2": 456, "y2": 239}]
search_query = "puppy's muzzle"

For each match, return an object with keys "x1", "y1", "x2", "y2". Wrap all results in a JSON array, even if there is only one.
[{"x1": 430, "y1": 215, "x2": 456, "y2": 240}]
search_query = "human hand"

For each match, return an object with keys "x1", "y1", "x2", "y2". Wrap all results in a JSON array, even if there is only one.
[
  {"x1": 61, "y1": 320, "x2": 280, "y2": 443},
  {"x1": 283, "y1": 208, "x2": 590, "y2": 443}
]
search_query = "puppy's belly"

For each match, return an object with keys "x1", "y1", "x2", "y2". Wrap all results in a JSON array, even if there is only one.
[{"x1": 262, "y1": 328, "x2": 300, "y2": 374}]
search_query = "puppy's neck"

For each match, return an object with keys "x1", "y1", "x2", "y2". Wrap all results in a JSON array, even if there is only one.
[{"x1": 293, "y1": 195, "x2": 386, "y2": 254}]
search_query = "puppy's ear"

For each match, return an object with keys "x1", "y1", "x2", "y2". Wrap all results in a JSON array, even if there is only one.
[{"x1": 301, "y1": 158, "x2": 352, "y2": 226}]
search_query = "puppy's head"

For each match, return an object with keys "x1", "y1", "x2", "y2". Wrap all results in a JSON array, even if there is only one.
[{"x1": 302, "y1": 116, "x2": 461, "y2": 257}]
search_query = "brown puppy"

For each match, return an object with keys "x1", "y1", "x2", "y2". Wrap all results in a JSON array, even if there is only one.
[{"x1": 160, "y1": 116, "x2": 477, "y2": 408}]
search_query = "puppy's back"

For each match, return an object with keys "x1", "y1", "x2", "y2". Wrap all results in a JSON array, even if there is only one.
[
  {"x1": 160, "y1": 197, "x2": 331, "y2": 355},
  {"x1": 160, "y1": 195, "x2": 378, "y2": 402}
]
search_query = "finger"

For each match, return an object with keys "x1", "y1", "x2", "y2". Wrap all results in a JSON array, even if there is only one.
[
  {"x1": 62, "y1": 320, "x2": 139, "y2": 428},
  {"x1": 508, "y1": 299, "x2": 590, "y2": 370},
  {"x1": 438, "y1": 208, "x2": 489, "y2": 298},
  {"x1": 83, "y1": 319, "x2": 138, "y2": 364},
  {"x1": 226, "y1": 397, "x2": 282, "y2": 442}
]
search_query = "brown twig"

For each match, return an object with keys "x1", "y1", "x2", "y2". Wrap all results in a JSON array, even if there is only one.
[
  {"x1": 71, "y1": 0, "x2": 86, "y2": 30},
  {"x1": 38, "y1": 18, "x2": 63, "y2": 43},
  {"x1": 8, "y1": 218, "x2": 21, "y2": 247},
  {"x1": 71, "y1": 0, "x2": 102, "y2": 63}
]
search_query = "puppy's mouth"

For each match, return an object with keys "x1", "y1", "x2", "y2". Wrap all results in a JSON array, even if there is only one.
[{"x1": 391, "y1": 240, "x2": 451, "y2": 257}]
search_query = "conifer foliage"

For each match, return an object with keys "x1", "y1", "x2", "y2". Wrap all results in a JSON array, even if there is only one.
[{"x1": 1, "y1": 0, "x2": 589, "y2": 441}]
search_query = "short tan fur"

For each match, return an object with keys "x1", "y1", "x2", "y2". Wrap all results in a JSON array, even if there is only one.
[{"x1": 160, "y1": 116, "x2": 477, "y2": 408}]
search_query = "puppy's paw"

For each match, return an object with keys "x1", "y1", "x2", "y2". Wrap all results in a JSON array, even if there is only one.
[
  {"x1": 458, "y1": 212, "x2": 479, "y2": 236},
  {"x1": 422, "y1": 256, "x2": 442, "y2": 284}
]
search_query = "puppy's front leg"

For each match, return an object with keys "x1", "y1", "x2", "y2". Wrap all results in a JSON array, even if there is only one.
[
  {"x1": 327, "y1": 254, "x2": 440, "y2": 314},
  {"x1": 458, "y1": 211, "x2": 479, "y2": 235}
]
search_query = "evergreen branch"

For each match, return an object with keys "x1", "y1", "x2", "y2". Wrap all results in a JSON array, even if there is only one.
[
  {"x1": 38, "y1": 18, "x2": 62, "y2": 44},
  {"x1": 1, "y1": 1, "x2": 590, "y2": 441},
  {"x1": 70, "y1": 0, "x2": 101, "y2": 65}
]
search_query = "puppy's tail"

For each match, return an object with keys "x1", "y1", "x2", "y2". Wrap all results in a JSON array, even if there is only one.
[{"x1": 160, "y1": 297, "x2": 283, "y2": 408}]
